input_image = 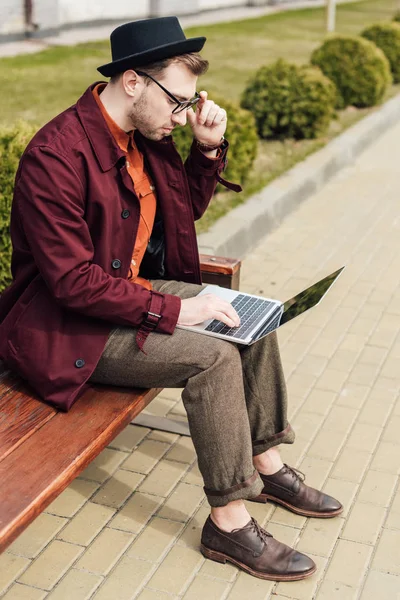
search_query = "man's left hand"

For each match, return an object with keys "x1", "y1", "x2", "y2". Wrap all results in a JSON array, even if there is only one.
[{"x1": 186, "y1": 91, "x2": 227, "y2": 146}]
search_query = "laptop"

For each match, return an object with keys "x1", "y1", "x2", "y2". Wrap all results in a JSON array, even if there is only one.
[{"x1": 177, "y1": 267, "x2": 345, "y2": 345}]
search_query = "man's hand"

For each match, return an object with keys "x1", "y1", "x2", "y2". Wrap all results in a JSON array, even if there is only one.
[
  {"x1": 178, "y1": 294, "x2": 240, "y2": 328},
  {"x1": 186, "y1": 91, "x2": 227, "y2": 146}
]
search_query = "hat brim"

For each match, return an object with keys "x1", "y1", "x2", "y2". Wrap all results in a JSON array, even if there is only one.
[{"x1": 97, "y1": 37, "x2": 206, "y2": 77}]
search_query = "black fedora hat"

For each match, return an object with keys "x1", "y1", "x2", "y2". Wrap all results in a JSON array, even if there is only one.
[{"x1": 97, "y1": 16, "x2": 206, "y2": 77}]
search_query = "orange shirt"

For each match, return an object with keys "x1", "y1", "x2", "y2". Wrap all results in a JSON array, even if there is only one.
[{"x1": 93, "y1": 84, "x2": 156, "y2": 290}]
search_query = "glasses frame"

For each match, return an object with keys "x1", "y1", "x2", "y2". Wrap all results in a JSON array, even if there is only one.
[{"x1": 135, "y1": 70, "x2": 200, "y2": 114}]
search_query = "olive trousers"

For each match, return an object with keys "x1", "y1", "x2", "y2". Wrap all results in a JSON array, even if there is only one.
[{"x1": 90, "y1": 279, "x2": 295, "y2": 507}]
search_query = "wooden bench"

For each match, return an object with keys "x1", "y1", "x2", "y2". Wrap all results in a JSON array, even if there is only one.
[{"x1": 0, "y1": 254, "x2": 241, "y2": 554}]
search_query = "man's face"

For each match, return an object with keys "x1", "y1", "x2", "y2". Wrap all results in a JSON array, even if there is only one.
[{"x1": 127, "y1": 62, "x2": 198, "y2": 141}]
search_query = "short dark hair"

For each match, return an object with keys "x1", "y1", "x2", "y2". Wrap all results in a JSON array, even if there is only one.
[{"x1": 109, "y1": 52, "x2": 209, "y2": 84}]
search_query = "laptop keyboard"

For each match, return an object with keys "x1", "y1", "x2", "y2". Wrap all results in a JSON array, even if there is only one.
[{"x1": 205, "y1": 294, "x2": 276, "y2": 340}]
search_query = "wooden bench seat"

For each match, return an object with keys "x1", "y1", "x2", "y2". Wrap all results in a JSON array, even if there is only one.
[{"x1": 0, "y1": 254, "x2": 241, "y2": 554}]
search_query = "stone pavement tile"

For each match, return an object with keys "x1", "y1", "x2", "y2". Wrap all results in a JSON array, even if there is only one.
[
  {"x1": 296, "y1": 517, "x2": 345, "y2": 558},
  {"x1": 45, "y1": 479, "x2": 99, "y2": 518},
  {"x1": 291, "y1": 411, "x2": 325, "y2": 442},
  {"x1": 165, "y1": 436, "x2": 197, "y2": 464},
  {"x1": 127, "y1": 517, "x2": 183, "y2": 562},
  {"x1": 199, "y1": 556, "x2": 237, "y2": 582},
  {"x1": 358, "y1": 345, "x2": 388, "y2": 366},
  {"x1": 357, "y1": 470, "x2": 397, "y2": 507},
  {"x1": 358, "y1": 398, "x2": 393, "y2": 428},
  {"x1": 137, "y1": 589, "x2": 178, "y2": 600},
  {"x1": 287, "y1": 372, "x2": 318, "y2": 399},
  {"x1": 323, "y1": 405, "x2": 358, "y2": 434},
  {"x1": 109, "y1": 424, "x2": 150, "y2": 452},
  {"x1": 121, "y1": 439, "x2": 170, "y2": 474},
  {"x1": 7, "y1": 513, "x2": 67, "y2": 559},
  {"x1": 168, "y1": 398, "x2": 187, "y2": 417},
  {"x1": 310, "y1": 337, "x2": 339, "y2": 359},
  {"x1": 146, "y1": 545, "x2": 203, "y2": 595},
  {"x1": 347, "y1": 317, "x2": 376, "y2": 338},
  {"x1": 336, "y1": 383, "x2": 370, "y2": 410},
  {"x1": 296, "y1": 354, "x2": 329, "y2": 378},
  {"x1": 109, "y1": 492, "x2": 164, "y2": 534},
  {"x1": 324, "y1": 539, "x2": 372, "y2": 587},
  {"x1": 1, "y1": 584, "x2": 47, "y2": 600},
  {"x1": 79, "y1": 448, "x2": 128, "y2": 483},
  {"x1": 298, "y1": 456, "x2": 334, "y2": 491},
  {"x1": 347, "y1": 364, "x2": 380, "y2": 387},
  {"x1": 386, "y1": 482, "x2": 400, "y2": 529},
  {"x1": 301, "y1": 389, "x2": 337, "y2": 416},
  {"x1": 18, "y1": 540, "x2": 84, "y2": 591},
  {"x1": 328, "y1": 349, "x2": 359, "y2": 373},
  {"x1": 360, "y1": 569, "x2": 400, "y2": 599},
  {"x1": 91, "y1": 468, "x2": 143, "y2": 508},
  {"x1": 345, "y1": 423, "x2": 382, "y2": 454},
  {"x1": 382, "y1": 415, "x2": 400, "y2": 444},
  {"x1": 183, "y1": 462, "x2": 203, "y2": 486},
  {"x1": 330, "y1": 446, "x2": 371, "y2": 483},
  {"x1": 156, "y1": 387, "x2": 182, "y2": 401},
  {"x1": 370, "y1": 441, "x2": 400, "y2": 474},
  {"x1": 46, "y1": 569, "x2": 103, "y2": 599},
  {"x1": 143, "y1": 396, "x2": 176, "y2": 417},
  {"x1": 279, "y1": 435, "x2": 310, "y2": 467},
  {"x1": 245, "y1": 500, "x2": 274, "y2": 529},
  {"x1": 322, "y1": 479, "x2": 358, "y2": 518},
  {"x1": 183, "y1": 575, "x2": 231, "y2": 599},
  {"x1": 315, "y1": 580, "x2": 358, "y2": 599},
  {"x1": 91, "y1": 555, "x2": 156, "y2": 600},
  {"x1": 269, "y1": 505, "x2": 307, "y2": 529},
  {"x1": 177, "y1": 506, "x2": 210, "y2": 550},
  {"x1": 266, "y1": 523, "x2": 300, "y2": 548},
  {"x1": 0, "y1": 554, "x2": 30, "y2": 595},
  {"x1": 371, "y1": 528, "x2": 400, "y2": 575},
  {"x1": 276, "y1": 553, "x2": 327, "y2": 599},
  {"x1": 227, "y1": 571, "x2": 274, "y2": 599},
  {"x1": 138, "y1": 459, "x2": 189, "y2": 497},
  {"x1": 336, "y1": 334, "x2": 365, "y2": 353},
  {"x1": 341, "y1": 502, "x2": 386, "y2": 545},
  {"x1": 288, "y1": 324, "x2": 321, "y2": 345},
  {"x1": 307, "y1": 428, "x2": 347, "y2": 462},
  {"x1": 316, "y1": 369, "x2": 348, "y2": 394},
  {"x1": 75, "y1": 527, "x2": 134, "y2": 575},
  {"x1": 157, "y1": 482, "x2": 205, "y2": 522},
  {"x1": 56, "y1": 502, "x2": 115, "y2": 546},
  {"x1": 147, "y1": 430, "x2": 179, "y2": 444}
]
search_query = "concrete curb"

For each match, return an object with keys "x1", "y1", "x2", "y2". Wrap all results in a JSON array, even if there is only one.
[{"x1": 197, "y1": 93, "x2": 400, "y2": 258}]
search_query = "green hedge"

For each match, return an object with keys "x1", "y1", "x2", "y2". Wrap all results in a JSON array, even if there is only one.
[
  {"x1": 361, "y1": 22, "x2": 400, "y2": 83},
  {"x1": 311, "y1": 35, "x2": 392, "y2": 109},
  {"x1": 173, "y1": 96, "x2": 258, "y2": 188},
  {"x1": 393, "y1": 10, "x2": 400, "y2": 23},
  {"x1": 0, "y1": 121, "x2": 38, "y2": 292},
  {"x1": 240, "y1": 59, "x2": 337, "y2": 140}
]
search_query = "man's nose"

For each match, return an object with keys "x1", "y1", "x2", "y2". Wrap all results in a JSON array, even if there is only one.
[{"x1": 172, "y1": 109, "x2": 187, "y2": 127}]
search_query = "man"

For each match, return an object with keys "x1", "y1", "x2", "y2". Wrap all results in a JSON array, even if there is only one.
[{"x1": 0, "y1": 16, "x2": 342, "y2": 581}]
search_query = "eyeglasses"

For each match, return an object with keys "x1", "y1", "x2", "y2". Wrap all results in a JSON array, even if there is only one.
[{"x1": 135, "y1": 70, "x2": 200, "y2": 114}]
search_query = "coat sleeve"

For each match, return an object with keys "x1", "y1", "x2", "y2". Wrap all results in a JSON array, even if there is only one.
[
  {"x1": 14, "y1": 146, "x2": 181, "y2": 333},
  {"x1": 183, "y1": 140, "x2": 232, "y2": 221}
]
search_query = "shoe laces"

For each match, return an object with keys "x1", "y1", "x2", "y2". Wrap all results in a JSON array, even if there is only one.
[
  {"x1": 250, "y1": 518, "x2": 272, "y2": 545},
  {"x1": 283, "y1": 464, "x2": 306, "y2": 484}
]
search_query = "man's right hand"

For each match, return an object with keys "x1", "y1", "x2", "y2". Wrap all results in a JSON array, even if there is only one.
[{"x1": 177, "y1": 294, "x2": 240, "y2": 328}]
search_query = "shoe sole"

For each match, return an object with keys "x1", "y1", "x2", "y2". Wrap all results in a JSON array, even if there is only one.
[
  {"x1": 250, "y1": 493, "x2": 344, "y2": 518},
  {"x1": 200, "y1": 544, "x2": 316, "y2": 581}
]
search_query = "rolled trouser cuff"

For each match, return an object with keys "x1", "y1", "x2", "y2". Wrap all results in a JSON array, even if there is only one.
[
  {"x1": 204, "y1": 469, "x2": 264, "y2": 507},
  {"x1": 252, "y1": 423, "x2": 295, "y2": 456}
]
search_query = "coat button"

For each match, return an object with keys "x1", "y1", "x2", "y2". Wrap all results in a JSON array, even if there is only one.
[
  {"x1": 112, "y1": 259, "x2": 121, "y2": 269},
  {"x1": 121, "y1": 209, "x2": 130, "y2": 219},
  {"x1": 75, "y1": 358, "x2": 85, "y2": 368}
]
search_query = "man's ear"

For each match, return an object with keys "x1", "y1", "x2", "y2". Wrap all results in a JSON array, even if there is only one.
[{"x1": 122, "y1": 70, "x2": 138, "y2": 98}]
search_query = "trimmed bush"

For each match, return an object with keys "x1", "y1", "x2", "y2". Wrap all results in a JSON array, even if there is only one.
[
  {"x1": 173, "y1": 96, "x2": 258, "y2": 188},
  {"x1": 0, "y1": 121, "x2": 37, "y2": 292},
  {"x1": 393, "y1": 11, "x2": 400, "y2": 23},
  {"x1": 240, "y1": 59, "x2": 337, "y2": 140},
  {"x1": 311, "y1": 35, "x2": 392, "y2": 109},
  {"x1": 361, "y1": 22, "x2": 400, "y2": 83}
]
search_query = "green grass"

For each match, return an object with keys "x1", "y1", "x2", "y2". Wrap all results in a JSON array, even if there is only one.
[{"x1": 0, "y1": 0, "x2": 399, "y2": 232}]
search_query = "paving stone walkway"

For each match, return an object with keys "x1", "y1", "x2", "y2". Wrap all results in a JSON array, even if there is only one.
[{"x1": 1, "y1": 118, "x2": 400, "y2": 599}]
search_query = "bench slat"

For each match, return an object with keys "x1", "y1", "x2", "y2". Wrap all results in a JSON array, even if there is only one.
[
  {"x1": 0, "y1": 375, "x2": 56, "y2": 463},
  {"x1": 0, "y1": 384, "x2": 160, "y2": 553}
]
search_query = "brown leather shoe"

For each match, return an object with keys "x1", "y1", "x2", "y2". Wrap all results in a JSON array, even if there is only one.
[
  {"x1": 201, "y1": 516, "x2": 316, "y2": 581},
  {"x1": 250, "y1": 464, "x2": 343, "y2": 518}
]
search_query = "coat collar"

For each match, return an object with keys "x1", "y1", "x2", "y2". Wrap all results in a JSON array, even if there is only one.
[{"x1": 76, "y1": 83, "x2": 177, "y2": 172}]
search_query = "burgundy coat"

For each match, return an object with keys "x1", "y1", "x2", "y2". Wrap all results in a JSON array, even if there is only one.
[{"x1": 0, "y1": 83, "x2": 229, "y2": 411}]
